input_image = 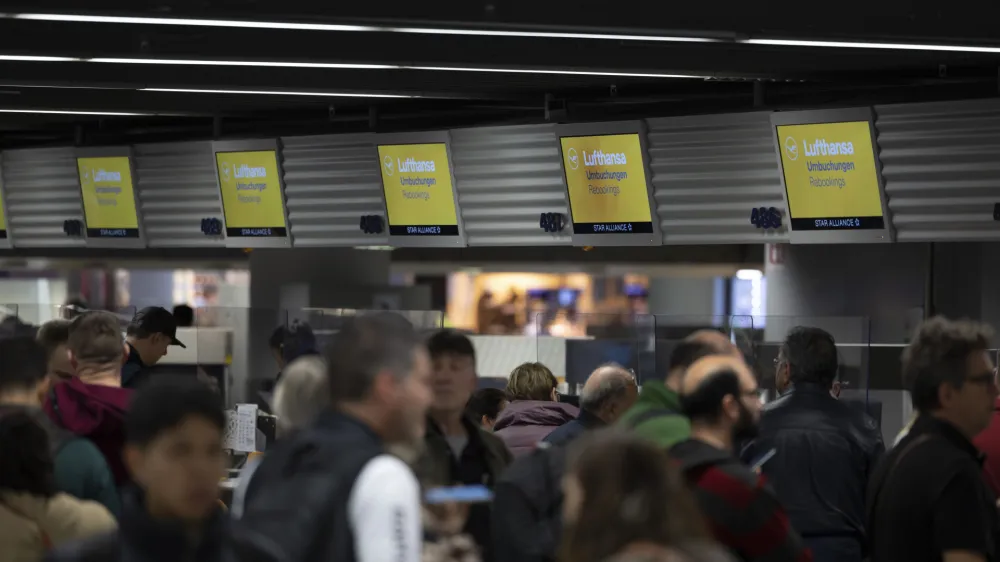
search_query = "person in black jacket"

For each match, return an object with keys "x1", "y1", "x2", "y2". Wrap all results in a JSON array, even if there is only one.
[
  {"x1": 492, "y1": 363, "x2": 638, "y2": 562},
  {"x1": 742, "y1": 326, "x2": 884, "y2": 562}
]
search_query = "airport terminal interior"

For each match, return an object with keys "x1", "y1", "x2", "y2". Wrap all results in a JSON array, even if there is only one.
[{"x1": 1, "y1": 0, "x2": 1000, "y2": 476}]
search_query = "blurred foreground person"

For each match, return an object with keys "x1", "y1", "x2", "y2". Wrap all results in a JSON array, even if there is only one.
[
  {"x1": 419, "y1": 330, "x2": 512, "y2": 561},
  {"x1": 467, "y1": 388, "x2": 508, "y2": 431},
  {"x1": 743, "y1": 327, "x2": 882, "y2": 562},
  {"x1": 670, "y1": 355, "x2": 810, "y2": 562},
  {"x1": 494, "y1": 362, "x2": 577, "y2": 456},
  {"x1": 45, "y1": 311, "x2": 133, "y2": 489},
  {"x1": 973, "y1": 363, "x2": 1000, "y2": 496},
  {"x1": 619, "y1": 330, "x2": 740, "y2": 448},
  {"x1": 493, "y1": 364, "x2": 638, "y2": 562},
  {"x1": 559, "y1": 430, "x2": 732, "y2": 562},
  {"x1": 0, "y1": 412, "x2": 115, "y2": 562},
  {"x1": 46, "y1": 377, "x2": 228, "y2": 562},
  {"x1": 234, "y1": 313, "x2": 432, "y2": 562},
  {"x1": 868, "y1": 317, "x2": 998, "y2": 562},
  {"x1": 0, "y1": 336, "x2": 118, "y2": 516}
]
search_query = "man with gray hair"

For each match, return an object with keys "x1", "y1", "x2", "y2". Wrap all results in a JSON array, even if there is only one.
[
  {"x1": 543, "y1": 363, "x2": 639, "y2": 447},
  {"x1": 493, "y1": 363, "x2": 639, "y2": 562}
]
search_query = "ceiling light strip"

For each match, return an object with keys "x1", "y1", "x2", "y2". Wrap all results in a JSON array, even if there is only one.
[
  {"x1": 0, "y1": 108, "x2": 148, "y2": 115},
  {"x1": 142, "y1": 87, "x2": 414, "y2": 98},
  {"x1": 741, "y1": 38, "x2": 1000, "y2": 53},
  {"x1": 4, "y1": 12, "x2": 719, "y2": 43}
]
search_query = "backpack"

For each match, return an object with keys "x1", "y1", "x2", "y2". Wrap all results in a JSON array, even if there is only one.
[{"x1": 229, "y1": 426, "x2": 381, "y2": 562}]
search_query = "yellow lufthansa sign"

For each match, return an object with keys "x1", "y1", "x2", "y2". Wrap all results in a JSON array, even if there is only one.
[
  {"x1": 216, "y1": 150, "x2": 287, "y2": 238},
  {"x1": 77, "y1": 156, "x2": 140, "y2": 239},
  {"x1": 377, "y1": 143, "x2": 459, "y2": 236},
  {"x1": 560, "y1": 134, "x2": 654, "y2": 234},
  {"x1": 776, "y1": 121, "x2": 885, "y2": 231}
]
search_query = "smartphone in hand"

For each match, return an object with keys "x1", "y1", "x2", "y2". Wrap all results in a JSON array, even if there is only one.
[{"x1": 424, "y1": 485, "x2": 494, "y2": 505}]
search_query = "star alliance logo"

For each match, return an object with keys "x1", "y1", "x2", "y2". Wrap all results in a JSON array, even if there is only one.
[
  {"x1": 783, "y1": 137, "x2": 798, "y2": 161},
  {"x1": 567, "y1": 147, "x2": 579, "y2": 170},
  {"x1": 383, "y1": 155, "x2": 394, "y2": 176}
]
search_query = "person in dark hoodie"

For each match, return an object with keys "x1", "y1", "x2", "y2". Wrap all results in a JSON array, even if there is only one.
[
  {"x1": 122, "y1": 307, "x2": 186, "y2": 390},
  {"x1": 494, "y1": 362, "x2": 578, "y2": 457},
  {"x1": 45, "y1": 377, "x2": 230, "y2": 562},
  {"x1": 0, "y1": 335, "x2": 119, "y2": 516},
  {"x1": 46, "y1": 311, "x2": 133, "y2": 489}
]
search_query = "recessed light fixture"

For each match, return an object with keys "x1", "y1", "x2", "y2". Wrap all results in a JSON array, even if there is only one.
[{"x1": 142, "y1": 87, "x2": 414, "y2": 98}]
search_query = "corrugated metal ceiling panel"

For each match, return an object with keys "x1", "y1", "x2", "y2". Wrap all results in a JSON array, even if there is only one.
[
  {"x1": 280, "y1": 134, "x2": 388, "y2": 247},
  {"x1": 1, "y1": 147, "x2": 84, "y2": 247},
  {"x1": 876, "y1": 99, "x2": 1000, "y2": 242},
  {"x1": 133, "y1": 141, "x2": 224, "y2": 247},
  {"x1": 647, "y1": 112, "x2": 788, "y2": 244},
  {"x1": 451, "y1": 125, "x2": 571, "y2": 246}
]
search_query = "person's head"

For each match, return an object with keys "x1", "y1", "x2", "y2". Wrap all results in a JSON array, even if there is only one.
[
  {"x1": 324, "y1": 313, "x2": 432, "y2": 447},
  {"x1": 665, "y1": 330, "x2": 741, "y2": 390},
  {"x1": 0, "y1": 336, "x2": 48, "y2": 405},
  {"x1": 427, "y1": 330, "x2": 478, "y2": 417},
  {"x1": 0, "y1": 411, "x2": 56, "y2": 498},
  {"x1": 61, "y1": 297, "x2": 88, "y2": 320},
  {"x1": 580, "y1": 363, "x2": 639, "y2": 424},
  {"x1": 466, "y1": 388, "x2": 508, "y2": 430},
  {"x1": 124, "y1": 377, "x2": 226, "y2": 522},
  {"x1": 507, "y1": 362, "x2": 558, "y2": 402},
  {"x1": 903, "y1": 316, "x2": 997, "y2": 437},
  {"x1": 560, "y1": 430, "x2": 707, "y2": 562},
  {"x1": 775, "y1": 326, "x2": 839, "y2": 393},
  {"x1": 680, "y1": 354, "x2": 761, "y2": 445},
  {"x1": 36, "y1": 319, "x2": 73, "y2": 381},
  {"x1": 126, "y1": 306, "x2": 186, "y2": 366},
  {"x1": 273, "y1": 355, "x2": 328, "y2": 437},
  {"x1": 269, "y1": 322, "x2": 318, "y2": 372},
  {"x1": 172, "y1": 305, "x2": 195, "y2": 328},
  {"x1": 68, "y1": 311, "x2": 131, "y2": 382}
]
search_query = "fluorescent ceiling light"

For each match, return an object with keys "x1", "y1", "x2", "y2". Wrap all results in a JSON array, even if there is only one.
[
  {"x1": 735, "y1": 269, "x2": 763, "y2": 281},
  {"x1": 0, "y1": 55, "x2": 79, "y2": 62},
  {"x1": 5, "y1": 12, "x2": 720, "y2": 43},
  {"x1": 143, "y1": 87, "x2": 414, "y2": 98},
  {"x1": 406, "y1": 65, "x2": 700, "y2": 79},
  {"x1": 0, "y1": 108, "x2": 147, "y2": 115},
  {"x1": 741, "y1": 38, "x2": 1000, "y2": 54}
]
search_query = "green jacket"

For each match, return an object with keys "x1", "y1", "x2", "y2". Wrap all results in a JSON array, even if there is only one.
[
  {"x1": 54, "y1": 437, "x2": 121, "y2": 517},
  {"x1": 617, "y1": 380, "x2": 690, "y2": 449}
]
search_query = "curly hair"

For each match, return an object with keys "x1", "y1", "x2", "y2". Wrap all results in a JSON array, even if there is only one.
[
  {"x1": 506, "y1": 362, "x2": 557, "y2": 401},
  {"x1": 902, "y1": 316, "x2": 993, "y2": 412}
]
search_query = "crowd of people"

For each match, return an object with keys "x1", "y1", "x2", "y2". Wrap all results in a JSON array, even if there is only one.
[{"x1": 0, "y1": 307, "x2": 997, "y2": 562}]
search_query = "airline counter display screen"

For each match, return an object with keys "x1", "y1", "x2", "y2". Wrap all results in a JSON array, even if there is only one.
[
  {"x1": 559, "y1": 133, "x2": 654, "y2": 235},
  {"x1": 377, "y1": 143, "x2": 460, "y2": 236},
  {"x1": 776, "y1": 121, "x2": 885, "y2": 231},
  {"x1": 215, "y1": 150, "x2": 288, "y2": 238},
  {"x1": 76, "y1": 156, "x2": 140, "y2": 239}
]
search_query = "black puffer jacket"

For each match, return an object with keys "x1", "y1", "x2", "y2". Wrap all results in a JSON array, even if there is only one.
[{"x1": 742, "y1": 383, "x2": 884, "y2": 562}]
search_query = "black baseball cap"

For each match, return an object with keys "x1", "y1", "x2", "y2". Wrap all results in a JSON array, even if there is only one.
[{"x1": 128, "y1": 306, "x2": 186, "y2": 348}]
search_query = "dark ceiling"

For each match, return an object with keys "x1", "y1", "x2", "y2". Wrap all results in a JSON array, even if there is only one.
[{"x1": 1, "y1": 0, "x2": 999, "y2": 147}]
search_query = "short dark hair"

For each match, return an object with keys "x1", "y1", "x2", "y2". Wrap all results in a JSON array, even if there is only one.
[
  {"x1": 467, "y1": 388, "x2": 506, "y2": 422},
  {"x1": 324, "y1": 313, "x2": 424, "y2": 403},
  {"x1": 679, "y1": 368, "x2": 743, "y2": 424},
  {"x1": 126, "y1": 377, "x2": 226, "y2": 447},
  {"x1": 781, "y1": 326, "x2": 839, "y2": 388},
  {"x1": 0, "y1": 411, "x2": 56, "y2": 497},
  {"x1": 0, "y1": 336, "x2": 48, "y2": 394},
  {"x1": 427, "y1": 330, "x2": 476, "y2": 362},
  {"x1": 36, "y1": 319, "x2": 71, "y2": 361},
  {"x1": 268, "y1": 326, "x2": 285, "y2": 350},
  {"x1": 668, "y1": 340, "x2": 720, "y2": 374},
  {"x1": 172, "y1": 305, "x2": 195, "y2": 328},
  {"x1": 68, "y1": 311, "x2": 124, "y2": 366},
  {"x1": 903, "y1": 317, "x2": 993, "y2": 412}
]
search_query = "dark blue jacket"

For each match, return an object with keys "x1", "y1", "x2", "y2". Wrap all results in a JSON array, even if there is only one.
[{"x1": 541, "y1": 408, "x2": 605, "y2": 447}]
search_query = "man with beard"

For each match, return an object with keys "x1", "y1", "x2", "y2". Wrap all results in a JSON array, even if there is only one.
[
  {"x1": 669, "y1": 354, "x2": 811, "y2": 562},
  {"x1": 234, "y1": 313, "x2": 433, "y2": 562}
]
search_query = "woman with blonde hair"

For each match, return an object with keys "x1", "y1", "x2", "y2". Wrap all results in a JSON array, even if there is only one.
[{"x1": 493, "y1": 362, "x2": 577, "y2": 456}]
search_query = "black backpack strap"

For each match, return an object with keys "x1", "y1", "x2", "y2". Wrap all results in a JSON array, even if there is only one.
[{"x1": 627, "y1": 407, "x2": 680, "y2": 429}]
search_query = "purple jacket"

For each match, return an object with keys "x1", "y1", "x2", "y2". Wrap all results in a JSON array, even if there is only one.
[{"x1": 493, "y1": 400, "x2": 579, "y2": 457}]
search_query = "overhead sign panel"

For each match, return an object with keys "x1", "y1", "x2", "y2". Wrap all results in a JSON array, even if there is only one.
[
  {"x1": 772, "y1": 108, "x2": 892, "y2": 243},
  {"x1": 376, "y1": 133, "x2": 465, "y2": 247},
  {"x1": 75, "y1": 148, "x2": 144, "y2": 247},
  {"x1": 0, "y1": 176, "x2": 9, "y2": 246},
  {"x1": 556, "y1": 123, "x2": 660, "y2": 246},
  {"x1": 213, "y1": 140, "x2": 290, "y2": 248}
]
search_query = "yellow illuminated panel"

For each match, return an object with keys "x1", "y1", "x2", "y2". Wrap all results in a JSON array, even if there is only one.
[
  {"x1": 215, "y1": 150, "x2": 287, "y2": 238},
  {"x1": 776, "y1": 121, "x2": 885, "y2": 231},
  {"x1": 560, "y1": 134, "x2": 653, "y2": 234},
  {"x1": 77, "y1": 156, "x2": 140, "y2": 239},
  {"x1": 377, "y1": 143, "x2": 459, "y2": 236}
]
